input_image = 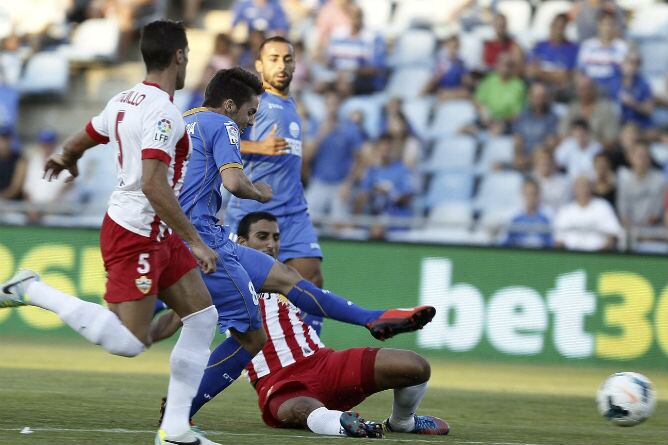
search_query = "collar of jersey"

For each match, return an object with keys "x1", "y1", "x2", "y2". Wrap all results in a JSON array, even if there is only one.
[
  {"x1": 142, "y1": 81, "x2": 173, "y2": 102},
  {"x1": 183, "y1": 107, "x2": 210, "y2": 117},
  {"x1": 263, "y1": 83, "x2": 289, "y2": 99}
]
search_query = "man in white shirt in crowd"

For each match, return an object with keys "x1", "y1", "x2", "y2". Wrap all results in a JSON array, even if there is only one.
[
  {"x1": 555, "y1": 118, "x2": 602, "y2": 180},
  {"x1": 554, "y1": 175, "x2": 622, "y2": 251}
]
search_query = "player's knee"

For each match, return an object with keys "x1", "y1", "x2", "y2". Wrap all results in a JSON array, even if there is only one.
[
  {"x1": 398, "y1": 351, "x2": 430, "y2": 384},
  {"x1": 410, "y1": 353, "x2": 431, "y2": 383},
  {"x1": 309, "y1": 269, "x2": 324, "y2": 288},
  {"x1": 232, "y1": 327, "x2": 267, "y2": 355}
]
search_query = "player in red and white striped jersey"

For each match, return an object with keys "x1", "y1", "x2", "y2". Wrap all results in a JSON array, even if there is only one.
[{"x1": 238, "y1": 212, "x2": 449, "y2": 438}]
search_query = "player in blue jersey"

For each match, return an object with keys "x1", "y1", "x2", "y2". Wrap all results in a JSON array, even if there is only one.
[
  {"x1": 224, "y1": 36, "x2": 327, "y2": 332},
  {"x1": 173, "y1": 67, "x2": 436, "y2": 420}
]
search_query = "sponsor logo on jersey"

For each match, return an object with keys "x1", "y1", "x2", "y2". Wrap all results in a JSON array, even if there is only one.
[
  {"x1": 289, "y1": 121, "x2": 300, "y2": 138},
  {"x1": 135, "y1": 275, "x2": 152, "y2": 294},
  {"x1": 154, "y1": 119, "x2": 172, "y2": 143},
  {"x1": 267, "y1": 103, "x2": 283, "y2": 109},
  {"x1": 225, "y1": 124, "x2": 239, "y2": 145}
]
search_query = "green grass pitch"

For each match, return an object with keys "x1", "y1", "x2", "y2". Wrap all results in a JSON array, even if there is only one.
[{"x1": 0, "y1": 338, "x2": 666, "y2": 445}]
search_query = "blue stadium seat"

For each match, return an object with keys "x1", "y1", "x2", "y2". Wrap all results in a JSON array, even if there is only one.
[
  {"x1": 474, "y1": 171, "x2": 523, "y2": 213},
  {"x1": 425, "y1": 172, "x2": 475, "y2": 208},
  {"x1": 386, "y1": 66, "x2": 433, "y2": 100},
  {"x1": 428, "y1": 201, "x2": 474, "y2": 228},
  {"x1": 17, "y1": 52, "x2": 69, "y2": 96},
  {"x1": 426, "y1": 135, "x2": 477, "y2": 173},
  {"x1": 428, "y1": 100, "x2": 477, "y2": 139},
  {"x1": 63, "y1": 18, "x2": 120, "y2": 63},
  {"x1": 401, "y1": 97, "x2": 434, "y2": 141},
  {"x1": 477, "y1": 136, "x2": 515, "y2": 172},
  {"x1": 390, "y1": 29, "x2": 437, "y2": 67}
]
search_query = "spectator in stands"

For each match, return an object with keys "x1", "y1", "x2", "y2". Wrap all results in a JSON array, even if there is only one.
[
  {"x1": 354, "y1": 134, "x2": 414, "y2": 238},
  {"x1": 609, "y1": 52, "x2": 654, "y2": 130},
  {"x1": 0, "y1": 33, "x2": 22, "y2": 86},
  {"x1": 385, "y1": 109, "x2": 422, "y2": 170},
  {"x1": 186, "y1": 33, "x2": 238, "y2": 111},
  {"x1": 326, "y1": 5, "x2": 386, "y2": 95},
  {"x1": 422, "y1": 35, "x2": 471, "y2": 101},
  {"x1": 304, "y1": 90, "x2": 366, "y2": 219},
  {"x1": 482, "y1": 13, "x2": 523, "y2": 74},
  {"x1": 526, "y1": 13, "x2": 579, "y2": 97},
  {"x1": 653, "y1": 75, "x2": 668, "y2": 128},
  {"x1": 591, "y1": 152, "x2": 616, "y2": 207},
  {"x1": 0, "y1": 125, "x2": 25, "y2": 200},
  {"x1": 554, "y1": 175, "x2": 622, "y2": 251},
  {"x1": 532, "y1": 147, "x2": 570, "y2": 214},
  {"x1": 474, "y1": 53, "x2": 526, "y2": 128},
  {"x1": 238, "y1": 29, "x2": 266, "y2": 74},
  {"x1": 617, "y1": 142, "x2": 666, "y2": 228},
  {"x1": 577, "y1": 10, "x2": 628, "y2": 97},
  {"x1": 315, "y1": 0, "x2": 353, "y2": 49},
  {"x1": 512, "y1": 82, "x2": 559, "y2": 170},
  {"x1": 572, "y1": 0, "x2": 625, "y2": 42},
  {"x1": 555, "y1": 118, "x2": 602, "y2": 180},
  {"x1": 502, "y1": 178, "x2": 553, "y2": 249},
  {"x1": 560, "y1": 74, "x2": 619, "y2": 149},
  {"x1": 22, "y1": 128, "x2": 70, "y2": 208},
  {"x1": 607, "y1": 121, "x2": 639, "y2": 171},
  {"x1": 0, "y1": 68, "x2": 19, "y2": 153},
  {"x1": 232, "y1": 0, "x2": 289, "y2": 35}
]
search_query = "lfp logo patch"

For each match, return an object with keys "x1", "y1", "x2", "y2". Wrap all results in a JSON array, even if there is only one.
[{"x1": 154, "y1": 119, "x2": 172, "y2": 142}]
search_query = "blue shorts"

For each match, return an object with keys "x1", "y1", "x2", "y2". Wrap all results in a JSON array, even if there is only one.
[
  {"x1": 203, "y1": 238, "x2": 274, "y2": 334},
  {"x1": 226, "y1": 210, "x2": 323, "y2": 263}
]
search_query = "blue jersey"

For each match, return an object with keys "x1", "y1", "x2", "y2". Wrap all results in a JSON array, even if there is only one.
[
  {"x1": 179, "y1": 107, "x2": 243, "y2": 243},
  {"x1": 228, "y1": 91, "x2": 307, "y2": 217}
]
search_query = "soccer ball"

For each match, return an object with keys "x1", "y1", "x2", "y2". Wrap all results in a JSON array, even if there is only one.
[{"x1": 596, "y1": 372, "x2": 657, "y2": 426}]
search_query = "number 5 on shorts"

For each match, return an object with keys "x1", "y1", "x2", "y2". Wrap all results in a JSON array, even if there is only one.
[{"x1": 137, "y1": 253, "x2": 150, "y2": 274}]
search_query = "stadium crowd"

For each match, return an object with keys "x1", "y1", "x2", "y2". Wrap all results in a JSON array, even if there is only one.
[{"x1": 1, "y1": 0, "x2": 668, "y2": 253}]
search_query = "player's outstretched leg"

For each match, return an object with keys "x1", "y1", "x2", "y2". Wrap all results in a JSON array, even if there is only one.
[
  {"x1": 261, "y1": 261, "x2": 436, "y2": 340},
  {"x1": 1, "y1": 269, "x2": 145, "y2": 356},
  {"x1": 374, "y1": 349, "x2": 449, "y2": 436}
]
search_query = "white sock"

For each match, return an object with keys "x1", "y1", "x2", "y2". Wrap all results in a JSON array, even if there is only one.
[
  {"x1": 26, "y1": 281, "x2": 145, "y2": 357},
  {"x1": 160, "y1": 305, "x2": 217, "y2": 437},
  {"x1": 389, "y1": 382, "x2": 428, "y2": 432},
  {"x1": 306, "y1": 407, "x2": 347, "y2": 436}
]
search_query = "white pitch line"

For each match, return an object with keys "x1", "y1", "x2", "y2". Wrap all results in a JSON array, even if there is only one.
[{"x1": 0, "y1": 427, "x2": 563, "y2": 445}]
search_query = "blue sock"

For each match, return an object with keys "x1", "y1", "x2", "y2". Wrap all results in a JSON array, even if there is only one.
[
  {"x1": 286, "y1": 279, "x2": 383, "y2": 327},
  {"x1": 301, "y1": 313, "x2": 324, "y2": 335},
  {"x1": 190, "y1": 336, "x2": 254, "y2": 417}
]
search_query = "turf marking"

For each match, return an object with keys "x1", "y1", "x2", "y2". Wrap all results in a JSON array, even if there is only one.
[{"x1": 0, "y1": 427, "x2": 560, "y2": 445}]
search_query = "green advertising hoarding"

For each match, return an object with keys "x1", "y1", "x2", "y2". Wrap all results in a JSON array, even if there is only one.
[{"x1": 0, "y1": 225, "x2": 666, "y2": 368}]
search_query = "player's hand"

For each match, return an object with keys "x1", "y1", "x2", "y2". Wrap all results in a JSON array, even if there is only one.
[
  {"x1": 254, "y1": 182, "x2": 273, "y2": 203},
  {"x1": 43, "y1": 153, "x2": 78, "y2": 182},
  {"x1": 259, "y1": 124, "x2": 289, "y2": 155},
  {"x1": 191, "y1": 241, "x2": 218, "y2": 274}
]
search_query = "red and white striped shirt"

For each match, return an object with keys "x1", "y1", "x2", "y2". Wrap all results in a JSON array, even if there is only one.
[
  {"x1": 86, "y1": 81, "x2": 191, "y2": 240},
  {"x1": 246, "y1": 293, "x2": 325, "y2": 382}
]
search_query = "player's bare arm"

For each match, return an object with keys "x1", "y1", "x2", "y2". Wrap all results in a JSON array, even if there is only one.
[
  {"x1": 43, "y1": 129, "x2": 98, "y2": 182},
  {"x1": 240, "y1": 124, "x2": 288, "y2": 155},
  {"x1": 220, "y1": 166, "x2": 273, "y2": 203},
  {"x1": 141, "y1": 158, "x2": 218, "y2": 273}
]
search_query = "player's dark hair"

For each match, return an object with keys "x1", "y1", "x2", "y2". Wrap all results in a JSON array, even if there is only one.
[
  {"x1": 258, "y1": 36, "x2": 294, "y2": 59},
  {"x1": 237, "y1": 212, "x2": 278, "y2": 239},
  {"x1": 140, "y1": 20, "x2": 188, "y2": 72},
  {"x1": 203, "y1": 67, "x2": 264, "y2": 108}
]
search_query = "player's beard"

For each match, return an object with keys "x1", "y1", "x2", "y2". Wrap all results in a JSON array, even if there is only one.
[{"x1": 268, "y1": 72, "x2": 292, "y2": 93}]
